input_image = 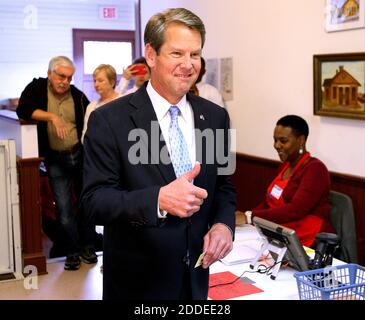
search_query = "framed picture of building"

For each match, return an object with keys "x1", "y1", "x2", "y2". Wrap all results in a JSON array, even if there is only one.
[
  {"x1": 325, "y1": 0, "x2": 365, "y2": 32},
  {"x1": 313, "y1": 52, "x2": 365, "y2": 120}
]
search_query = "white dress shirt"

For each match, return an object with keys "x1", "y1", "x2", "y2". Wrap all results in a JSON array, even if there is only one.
[
  {"x1": 197, "y1": 81, "x2": 226, "y2": 108},
  {"x1": 115, "y1": 77, "x2": 130, "y2": 95},
  {"x1": 146, "y1": 82, "x2": 196, "y2": 166}
]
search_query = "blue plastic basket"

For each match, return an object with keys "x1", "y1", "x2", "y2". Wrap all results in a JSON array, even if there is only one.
[{"x1": 294, "y1": 263, "x2": 365, "y2": 300}]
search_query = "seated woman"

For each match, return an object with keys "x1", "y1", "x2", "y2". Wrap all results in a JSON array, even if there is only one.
[{"x1": 245, "y1": 115, "x2": 334, "y2": 247}]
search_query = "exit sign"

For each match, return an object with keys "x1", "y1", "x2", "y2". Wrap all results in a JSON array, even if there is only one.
[{"x1": 99, "y1": 6, "x2": 118, "y2": 20}]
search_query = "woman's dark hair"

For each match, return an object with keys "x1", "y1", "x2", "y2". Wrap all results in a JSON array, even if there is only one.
[
  {"x1": 132, "y1": 56, "x2": 150, "y2": 71},
  {"x1": 276, "y1": 115, "x2": 309, "y2": 140},
  {"x1": 196, "y1": 57, "x2": 206, "y2": 84}
]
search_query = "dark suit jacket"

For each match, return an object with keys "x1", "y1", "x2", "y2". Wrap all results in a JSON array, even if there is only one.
[{"x1": 81, "y1": 84, "x2": 236, "y2": 300}]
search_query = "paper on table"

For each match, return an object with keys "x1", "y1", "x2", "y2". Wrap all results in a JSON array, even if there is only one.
[
  {"x1": 220, "y1": 240, "x2": 262, "y2": 265},
  {"x1": 208, "y1": 271, "x2": 263, "y2": 300},
  {"x1": 220, "y1": 227, "x2": 263, "y2": 266}
]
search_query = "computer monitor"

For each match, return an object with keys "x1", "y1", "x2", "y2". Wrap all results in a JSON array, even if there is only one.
[{"x1": 252, "y1": 216, "x2": 310, "y2": 271}]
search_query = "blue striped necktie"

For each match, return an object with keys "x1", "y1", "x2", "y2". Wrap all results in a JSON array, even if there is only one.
[{"x1": 168, "y1": 106, "x2": 192, "y2": 177}]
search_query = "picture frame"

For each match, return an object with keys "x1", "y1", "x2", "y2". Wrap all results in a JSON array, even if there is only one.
[
  {"x1": 313, "y1": 52, "x2": 365, "y2": 120},
  {"x1": 325, "y1": 0, "x2": 365, "y2": 32}
]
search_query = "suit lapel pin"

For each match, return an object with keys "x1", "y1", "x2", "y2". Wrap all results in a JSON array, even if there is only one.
[{"x1": 200, "y1": 114, "x2": 205, "y2": 120}]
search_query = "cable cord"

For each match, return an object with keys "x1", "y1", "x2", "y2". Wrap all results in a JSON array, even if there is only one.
[{"x1": 209, "y1": 260, "x2": 285, "y2": 288}]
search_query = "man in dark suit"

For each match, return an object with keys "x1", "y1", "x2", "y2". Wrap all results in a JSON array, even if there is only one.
[{"x1": 81, "y1": 8, "x2": 236, "y2": 300}]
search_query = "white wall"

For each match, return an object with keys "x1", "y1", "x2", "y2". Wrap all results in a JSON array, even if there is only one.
[
  {"x1": 141, "y1": 0, "x2": 365, "y2": 177},
  {"x1": 0, "y1": 0, "x2": 135, "y2": 100},
  {"x1": 140, "y1": 0, "x2": 185, "y2": 49}
]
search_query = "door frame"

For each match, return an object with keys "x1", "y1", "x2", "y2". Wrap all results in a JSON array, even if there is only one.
[{"x1": 72, "y1": 28, "x2": 136, "y2": 92}]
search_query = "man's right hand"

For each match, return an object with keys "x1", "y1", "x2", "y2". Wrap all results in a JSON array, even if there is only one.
[{"x1": 158, "y1": 162, "x2": 208, "y2": 218}]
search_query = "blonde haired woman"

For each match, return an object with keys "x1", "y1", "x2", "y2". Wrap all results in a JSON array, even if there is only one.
[{"x1": 81, "y1": 64, "x2": 121, "y2": 143}]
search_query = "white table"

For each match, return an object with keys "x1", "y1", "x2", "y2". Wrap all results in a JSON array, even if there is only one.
[{"x1": 209, "y1": 225, "x2": 345, "y2": 300}]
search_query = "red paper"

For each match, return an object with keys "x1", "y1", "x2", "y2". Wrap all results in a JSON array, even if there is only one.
[{"x1": 208, "y1": 271, "x2": 263, "y2": 300}]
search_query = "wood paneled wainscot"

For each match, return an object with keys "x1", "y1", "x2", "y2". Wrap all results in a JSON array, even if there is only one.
[
  {"x1": 232, "y1": 153, "x2": 365, "y2": 266},
  {"x1": 0, "y1": 110, "x2": 47, "y2": 275}
]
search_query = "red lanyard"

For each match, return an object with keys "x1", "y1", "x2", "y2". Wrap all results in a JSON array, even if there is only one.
[{"x1": 266, "y1": 152, "x2": 311, "y2": 208}]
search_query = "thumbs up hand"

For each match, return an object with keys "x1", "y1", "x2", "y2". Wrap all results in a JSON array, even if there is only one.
[
  {"x1": 184, "y1": 162, "x2": 201, "y2": 182},
  {"x1": 158, "y1": 162, "x2": 208, "y2": 218}
]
